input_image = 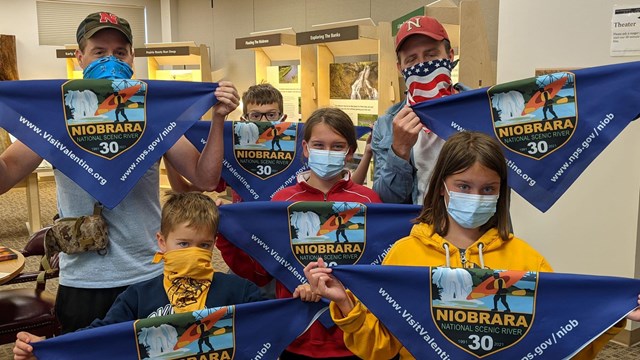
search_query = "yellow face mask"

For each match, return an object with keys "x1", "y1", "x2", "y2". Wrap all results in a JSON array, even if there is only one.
[{"x1": 153, "y1": 247, "x2": 214, "y2": 313}]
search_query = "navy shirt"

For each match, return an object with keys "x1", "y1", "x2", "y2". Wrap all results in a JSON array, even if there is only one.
[{"x1": 88, "y1": 272, "x2": 264, "y2": 328}]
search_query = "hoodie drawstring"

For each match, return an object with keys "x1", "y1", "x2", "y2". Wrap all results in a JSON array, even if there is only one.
[
  {"x1": 478, "y1": 242, "x2": 485, "y2": 269},
  {"x1": 443, "y1": 243, "x2": 450, "y2": 267}
]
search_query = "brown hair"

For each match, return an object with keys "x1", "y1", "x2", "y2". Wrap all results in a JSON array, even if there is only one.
[
  {"x1": 304, "y1": 108, "x2": 358, "y2": 155},
  {"x1": 242, "y1": 83, "x2": 284, "y2": 114},
  {"x1": 415, "y1": 131, "x2": 511, "y2": 240},
  {"x1": 160, "y1": 191, "x2": 219, "y2": 236}
]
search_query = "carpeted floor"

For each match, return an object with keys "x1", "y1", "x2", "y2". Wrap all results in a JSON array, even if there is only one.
[{"x1": 0, "y1": 180, "x2": 639, "y2": 359}]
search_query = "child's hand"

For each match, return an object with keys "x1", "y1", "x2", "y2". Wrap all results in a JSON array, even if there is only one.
[
  {"x1": 304, "y1": 258, "x2": 354, "y2": 317},
  {"x1": 364, "y1": 126, "x2": 373, "y2": 155},
  {"x1": 627, "y1": 295, "x2": 640, "y2": 322},
  {"x1": 13, "y1": 331, "x2": 44, "y2": 360},
  {"x1": 213, "y1": 81, "x2": 240, "y2": 118},
  {"x1": 293, "y1": 283, "x2": 322, "y2": 302}
]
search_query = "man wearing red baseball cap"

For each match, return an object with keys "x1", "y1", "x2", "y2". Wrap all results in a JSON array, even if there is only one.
[
  {"x1": 372, "y1": 15, "x2": 468, "y2": 205},
  {"x1": 1, "y1": 11, "x2": 240, "y2": 336}
]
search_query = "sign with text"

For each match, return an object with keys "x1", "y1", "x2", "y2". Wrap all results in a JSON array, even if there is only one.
[
  {"x1": 235, "y1": 34, "x2": 295, "y2": 49},
  {"x1": 296, "y1": 26, "x2": 359, "y2": 45},
  {"x1": 392, "y1": 7, "x2": 425, "y2": 36},
  {"x1": 134, "y1": 46, "x2": 194, "y2": 57},
  {"x1": 55, "y1": 49, "x2": 76, "y2": 58},
  {"x1": 611, "y1": 6, "x2": 640, "y2": 56}
]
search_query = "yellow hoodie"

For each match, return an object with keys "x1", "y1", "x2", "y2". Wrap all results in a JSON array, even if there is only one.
[{"x1": 331, "y1": 223, "x2": 623, "y2": 359}]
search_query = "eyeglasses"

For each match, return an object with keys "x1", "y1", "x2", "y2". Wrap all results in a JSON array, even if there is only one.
[{"x1": 241, "y1": 111, "x2": 284, "y2": 121}]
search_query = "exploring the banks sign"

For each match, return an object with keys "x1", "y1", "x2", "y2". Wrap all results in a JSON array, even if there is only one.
[
  {"x1": 410, "y1": 61, "x2": 640, "y2": 212},
  {"x1": 0, "y1": 79, "x2": 218, "y2": 208},
  {"x1": 32, "y1": 299, "x2": 326, "y2": 360},
  {"x1": 331, "y1": 265, "x2": 640, "y2": 359},
  {"x1": 185, "y1": 122, "x2": 372, "y2": 201}
]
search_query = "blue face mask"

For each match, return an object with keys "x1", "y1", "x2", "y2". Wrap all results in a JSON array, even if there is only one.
[
  {"x1": 307, "y1": 146, "x2": 348, "y2": 180},
  {"x1": 83, "y1": 55, "x2": 133, "y2": 79},
  {"x1": 444, "y1": 183, "x2": 499, "y2": 229}
]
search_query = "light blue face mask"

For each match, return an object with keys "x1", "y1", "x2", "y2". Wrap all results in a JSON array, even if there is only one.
[
  {"x1": 444, "y1": 183, "x2": 499, "y2": 229},
  {"x1": 307, "y1": 146, "x2": 348, "y2": 180},
  {"x1": 83, "y1": 55, "x2": 133, "y2": 79}
]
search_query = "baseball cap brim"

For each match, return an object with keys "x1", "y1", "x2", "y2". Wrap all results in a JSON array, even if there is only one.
[
  {"x1": 396, "y1": 31, "x2": 446, "y2": 52},
  {"x1": 83, "y1": 25, "x2": 132, "y2": 44}
]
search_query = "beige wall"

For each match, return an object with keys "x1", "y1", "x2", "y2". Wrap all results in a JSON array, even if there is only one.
[
  {"x1": 0, "y1": 0, "x2": 499, "y2": 92},
  {"x1": 0, "y1": 0, "x2": 162, "y2": 80},
  {"x1": 498, "y1": 0, "x2": 640, "y2": 284},
  {"x1": 172, "y1": 0, "x2": 499, "y2": 105}
]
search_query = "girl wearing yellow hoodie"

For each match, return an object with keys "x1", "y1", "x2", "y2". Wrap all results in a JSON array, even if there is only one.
[{"x1": 304, "y1": 131, "x2": 640, "y2": 360}]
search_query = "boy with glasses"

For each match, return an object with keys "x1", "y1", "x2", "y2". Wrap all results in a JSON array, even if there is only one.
[{"x1": 240, "y1": 83, "x2": 287, "y2": 122}]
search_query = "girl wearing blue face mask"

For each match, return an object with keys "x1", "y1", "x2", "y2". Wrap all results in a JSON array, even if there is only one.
[
  {"x1": 273, "y1": 108, "x2": 381, "y2": 359},
  {"x1": 217, "y1": 107, "x2": 380, "y2": 360},
  {"x1": 271, "y1": 107, "x2": 381, "y2": 204},
  {"x1": 305, "y1": 131, "x2": 638, "y2": 360}
]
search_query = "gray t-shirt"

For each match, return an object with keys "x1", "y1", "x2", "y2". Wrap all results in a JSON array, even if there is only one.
[{"x1": 54, "y1": 163, "x2": 162, "y2": 288}]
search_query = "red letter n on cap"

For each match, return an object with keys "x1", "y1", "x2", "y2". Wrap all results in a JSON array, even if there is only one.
[{"x1": 99, "y1": 12, "x2": 119, "y2": 24}]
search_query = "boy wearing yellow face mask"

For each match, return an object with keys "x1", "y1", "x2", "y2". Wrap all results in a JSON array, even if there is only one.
[{"x1": 14, "y1": 192, "x2": 264, "y2": 358}]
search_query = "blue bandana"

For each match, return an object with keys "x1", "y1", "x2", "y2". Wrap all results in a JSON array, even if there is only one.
[
  {"x1": 410, "y1": 61, "x2": 640, "y2": 212},
  {"x1": 82, "y1": 56, "x2": 134, "y2": 79},
  {"x1": 0, "y1": 79, "x2": 218, "y2": 208},
  {"x1": 184, "y1": 122, "x2": 371, "y2": 201},
  {"x1": 332, "y1": 265, "x2": 639, "y2": 359}
]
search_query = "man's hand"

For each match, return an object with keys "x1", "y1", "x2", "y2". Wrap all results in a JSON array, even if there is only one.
[
  {"x1": 627, "y1": 295, "x2": 640, "y2": 322},
  {"x1": 213, "y1": 81, "x2": 240, "y2": 118},
  {"x1": 391, "y1": 106, "x2": 422, "y2": 161},
  {"x1": 13, "y1": 331, "x2": 44, "y2": 360}
]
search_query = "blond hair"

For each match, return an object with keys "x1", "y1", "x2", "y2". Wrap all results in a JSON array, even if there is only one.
[{"x1": 160, "y1": 191, "x2": 219, "y2": 236}]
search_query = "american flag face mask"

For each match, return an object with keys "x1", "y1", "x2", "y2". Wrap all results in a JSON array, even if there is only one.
[{"x1": 402, "y1": 59, "x2": 454, "y2": 105}]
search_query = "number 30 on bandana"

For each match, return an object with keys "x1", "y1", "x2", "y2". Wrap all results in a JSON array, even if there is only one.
[
  {"x1": 62, "y1": 79, "x2": 146, "y2": 159},
  {"x1": 431, "y1": 268, "x2": 537, "y2": 357}
]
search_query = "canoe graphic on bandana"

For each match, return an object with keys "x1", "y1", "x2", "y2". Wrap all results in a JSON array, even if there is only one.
[
  {"x1": 174, "y1": 307, "x2": 229, "y2": 350},
  {"x1": 317, "y1": 207, "x2": 361, "y2": 235},
  {"x1": 466, "y1": 270, "x2": 527, "y2": 299},
  {"x1": 258, "y1": 122, "x2": 290, "y2": 142},
  {"x1": 522, "y1": 77, "x2": 568, "y2": 115},
  {"x1": 95, "y1": 83, "x2": 142, "y2": 115}
]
